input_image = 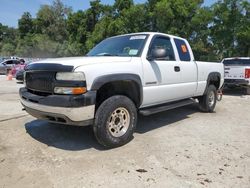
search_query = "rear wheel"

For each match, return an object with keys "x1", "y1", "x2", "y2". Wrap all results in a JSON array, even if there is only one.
[
  {"x1": 199, "y1": 85, "x2": 217, "y2": 112},
  {"x1": 93, "y1": 95, "x2": 137, "y2": 148}
]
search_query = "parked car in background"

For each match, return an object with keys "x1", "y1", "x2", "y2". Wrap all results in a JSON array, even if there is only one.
[
  {"x1": 10, "y1": 59, "x2": 25, "y2": 76},
  {"x1": 16, "y1": 69, "x2": 25, "y2": 82},
  {"x1": 14, "y1": 60, "x2": 33, "y2": 82},
  {"x1": 223, "y1": 57, "x2": 250, "y2": 94},
  {"x1": 0, "y1": 59, "x2": 21, "y2": 75}
]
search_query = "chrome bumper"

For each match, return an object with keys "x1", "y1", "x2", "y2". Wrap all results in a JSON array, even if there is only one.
[{"x1": 21, "y1": 98, "x2": 95, "y2": 126}]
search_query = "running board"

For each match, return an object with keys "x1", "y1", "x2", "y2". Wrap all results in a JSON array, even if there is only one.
[{"x1": 139, "y1": 99, "x2": 195, "y2": 116}]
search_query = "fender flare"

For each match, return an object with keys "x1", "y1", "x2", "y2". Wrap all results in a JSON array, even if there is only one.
[
  {"x1": 91, "y1": 73, "x2": 143, "y2": 106},
  {"x1": 204, "y1": 72, "x2": 221, "y2": 94}
]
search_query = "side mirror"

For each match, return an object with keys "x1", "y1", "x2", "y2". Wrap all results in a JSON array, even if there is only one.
[{"x1": 147, "y1": 48, "x2": 167, "y2": 61}]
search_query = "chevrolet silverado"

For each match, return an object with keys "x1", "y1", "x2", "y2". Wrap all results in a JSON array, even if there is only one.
[{"x1": 20, "y1": 32, "x2": 224, "y2": 148}]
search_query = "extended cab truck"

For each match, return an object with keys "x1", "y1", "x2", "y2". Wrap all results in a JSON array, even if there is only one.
[
  {"x1": 20, "y1": 32, "x2": 224, "y2": 148},
  {"x1": 223, "y1": 57, "x2": 250, "y2": 94}
]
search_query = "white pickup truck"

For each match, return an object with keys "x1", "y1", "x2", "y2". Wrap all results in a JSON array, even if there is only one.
[
  {"x1": 20, "y1": 32, "x2": 224, "y2": 148},
  {"x1": 223, "y1": 57, "x2": 250, "y2": 94}
]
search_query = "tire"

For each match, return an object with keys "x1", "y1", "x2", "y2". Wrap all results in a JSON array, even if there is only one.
[
  {"x1": 93, "y1": 95, "x2": 137, "y2": 148},
  {"x1": 199, "y1": 85, "x2": 217, "y2": 112}
]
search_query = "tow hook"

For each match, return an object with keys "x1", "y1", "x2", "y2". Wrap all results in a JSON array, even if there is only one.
[{"x1": 217, "y1": 89, "x2": 223, "y2": 101}]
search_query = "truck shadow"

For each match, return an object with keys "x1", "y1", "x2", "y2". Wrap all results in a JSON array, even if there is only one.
[
  {"x1": 136, "y1": 104, "x2": 198, "y2": 134},
  {"x1": 25, "y1": 120, "x2": 104, "y2": 151},
  {"x1": 223, "y1": 87, "x2": 246, "y2": 96},
  {"x1": 25, "y1": 104, "x2": 199, "y2": 151}
]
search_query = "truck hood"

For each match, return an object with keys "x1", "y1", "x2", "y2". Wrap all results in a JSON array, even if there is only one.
[{"x1": 35, "y1": 56, "x2": 132, "y2": 69}]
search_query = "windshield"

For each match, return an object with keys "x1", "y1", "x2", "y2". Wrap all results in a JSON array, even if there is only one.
[
  {"x1": 87, "y1": 34, "x2": 148, "y2": 57},
  {"x1": 223, "y1": 59, "x2": 250, "y2": 66}
]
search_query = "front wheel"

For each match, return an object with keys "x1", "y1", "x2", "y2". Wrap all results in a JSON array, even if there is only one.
[
  {"x1": 199, "y1": 85, "x2": 217, "y2": 112},
  {"x1": 93, "y1": 95, "x2": 137, "y2": 148}
]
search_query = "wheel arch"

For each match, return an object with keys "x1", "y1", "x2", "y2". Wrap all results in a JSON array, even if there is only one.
[
  {"x1": 204, "y1": 72, "x2": 221, "y2": 94},
  {"x1": 91, "y1": 74, "x2": 143, "y2": 109}
]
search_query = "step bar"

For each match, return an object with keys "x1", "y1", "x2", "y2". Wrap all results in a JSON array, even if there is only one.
[{"x1": 139, "y1": 99, "x2": 195, "y2": 116}]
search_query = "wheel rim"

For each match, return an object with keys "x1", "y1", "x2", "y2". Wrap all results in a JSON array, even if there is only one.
[
  {"x1": 208, "y1": 91, "x2": 215, "y2": 107},
  {"x1": 107, "y1": 107, "x2": 130, "y2": 137}
]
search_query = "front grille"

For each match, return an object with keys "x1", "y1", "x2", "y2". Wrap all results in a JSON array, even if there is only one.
[{"x1": 26, "y1": 71, "x2": 55, "y2": 93}]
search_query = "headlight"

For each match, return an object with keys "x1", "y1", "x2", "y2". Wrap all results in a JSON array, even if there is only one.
[{"x1": 56, "y1": 72, "x2": 85, "y2": 81}]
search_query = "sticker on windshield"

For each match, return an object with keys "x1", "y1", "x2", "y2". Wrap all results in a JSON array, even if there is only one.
[
  {"x1": 181, "y1": 45, "x2": 187, "y2": 53},
  {"x1": 130, "y1": 35, "x2": 146, "y2": 40},
  {"x1": 129, "y1": 49, "x2": 138, "y2": 55}
]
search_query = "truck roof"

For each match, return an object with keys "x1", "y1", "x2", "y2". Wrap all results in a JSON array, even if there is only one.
[{"x1": 110, "y1": 32, "x2": 187, "y2": 41}]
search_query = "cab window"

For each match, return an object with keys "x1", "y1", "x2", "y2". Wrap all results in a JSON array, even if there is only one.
[
  {"x1": 148, "y1": 36, "x2": 175, "y2": 61},
  {"x1": 174, "y1": 38, "x2": 191, "y2": 61}
]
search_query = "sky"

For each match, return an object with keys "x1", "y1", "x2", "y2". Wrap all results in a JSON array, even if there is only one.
[{"x1": 0, "y1": 0, "x2": 218, "y2": 28}]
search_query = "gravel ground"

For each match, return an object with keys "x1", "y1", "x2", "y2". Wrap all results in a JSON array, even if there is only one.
[{"x1": 0, "y1": 75, "x2": 249, "y2": 188}]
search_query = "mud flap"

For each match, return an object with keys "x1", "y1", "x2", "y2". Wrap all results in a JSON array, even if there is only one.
[{"x1": 217, "y1": 89, "x2": 223, "y2": 101}]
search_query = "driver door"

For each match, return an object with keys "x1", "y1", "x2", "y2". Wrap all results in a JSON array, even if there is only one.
[{"x1": 142, "y1": 36, "x2": 184, "y2": 107}]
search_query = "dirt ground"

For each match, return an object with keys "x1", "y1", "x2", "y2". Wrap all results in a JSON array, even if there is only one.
[{"x1": 0, "y1": 75, "x2": 249, "y2": 188}]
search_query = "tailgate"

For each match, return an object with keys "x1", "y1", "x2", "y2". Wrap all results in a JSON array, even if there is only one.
[{"x1": 224, "y1": 66, "x2": 245, "y2": 79}]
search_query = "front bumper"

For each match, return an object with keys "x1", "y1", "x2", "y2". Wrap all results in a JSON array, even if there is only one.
[{"x1": 20, "y1": 88, "x2": 96, "y2": 126}]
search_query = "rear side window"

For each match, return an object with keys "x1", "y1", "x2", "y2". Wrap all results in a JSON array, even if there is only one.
[{"x1": 174, "y1": 38, "x2": 191, "y2": 61}]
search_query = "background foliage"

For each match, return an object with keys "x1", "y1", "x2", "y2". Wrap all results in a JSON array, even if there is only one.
[{"x1": 0, "y1": 0, "x2": 249, "y2": 61}]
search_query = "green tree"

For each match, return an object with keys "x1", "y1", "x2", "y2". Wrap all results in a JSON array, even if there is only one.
[
  {"x1": 16, "y1": 34, "x2": 36, "y2": 57},
  {"x1": 235, "y1": 1, "x2": 250, "y2": 56},
  {"x1": 1, "y1": 0, "x2": 249, "y2": 59},
  {"x1": 18, "y1": 12, "x2": 33, "y2": 38},
  {"x1": 189, "y1": 7, "x2": 215, "y2": 60},
  {"x1": 35, "y1": 0, "x2": 71, "y2": 42},
  {"x1": 1, "y1": 43, "x2": 16, "y2": 56},
  {"x1": 114, "y1": 0, "x2": 134, "y2": 13},
  {"x1": 67, "y1": 10, "x2": 88, "y2": 55},
  {"x1": 210, "y1": 0, "x2": 250, "y2": 58},
  {"x1": 85, "y1": 0, "x2": 102, "y2": 32},
  {"x1": 153, "y1": 0, "x2": 203, "y2": 37}
]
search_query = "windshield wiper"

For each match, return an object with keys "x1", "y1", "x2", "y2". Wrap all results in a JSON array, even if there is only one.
[{"x1": 96, "y1": 53, "x2": 118, "y2": 56}]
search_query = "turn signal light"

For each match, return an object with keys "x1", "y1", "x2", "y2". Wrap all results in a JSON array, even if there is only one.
[
  {"x1": 245, "y1": 69, "x2": 250, "y2": 78},
  {"x1": 54, "y1": 87, "x2": 87, "y2": 95},
  {"x1": 72, "y1": 87, "x2": 87, "y2": 94}
]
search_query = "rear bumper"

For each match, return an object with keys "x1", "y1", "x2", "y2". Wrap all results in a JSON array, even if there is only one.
[
  {"x1": 224, "y1": 79, "x2": 249, "y2": 86},
  {"x1": 20, "y1": 88, "x2": 96, "y2": 126}
]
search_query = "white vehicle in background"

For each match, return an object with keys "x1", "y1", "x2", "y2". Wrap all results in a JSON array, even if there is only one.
[{"x1": 223, "y1": 57, "x2": 250, "y2": 94}]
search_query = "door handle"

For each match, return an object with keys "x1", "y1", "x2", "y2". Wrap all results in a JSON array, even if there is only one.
[{"x1": 174, "y1": 66, "x2": 180, "y2": 72}]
